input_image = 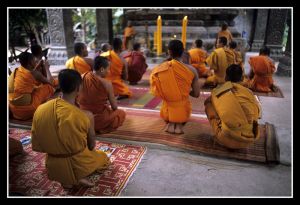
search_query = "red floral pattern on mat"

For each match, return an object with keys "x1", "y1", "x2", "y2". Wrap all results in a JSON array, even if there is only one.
[{"x1": 9, "y1": 128, "x2": 146, "y2": 196}]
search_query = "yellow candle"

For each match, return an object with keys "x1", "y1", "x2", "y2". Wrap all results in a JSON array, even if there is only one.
[
  {"x1": 181, "y1": 16, "x2": 188, "y2": 49},
  {"x1": 157, "y1": 15, "x2": 162, "y2": 56},
  {"x1": 153, "y1": 31, "x2": 157, "y2": 51}
]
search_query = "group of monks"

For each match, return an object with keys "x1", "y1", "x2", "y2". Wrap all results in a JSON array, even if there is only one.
[{"x1": 8, "y1": 26, "x2": 276, "y2": 188}]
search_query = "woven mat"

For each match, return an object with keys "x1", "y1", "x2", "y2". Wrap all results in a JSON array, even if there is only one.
[
  {"x1": 9, "y1": 128, "x2": 146, "y2": 196},
  {"x1": 100, "y1": 109, "x2": 280, "y2": 163}
]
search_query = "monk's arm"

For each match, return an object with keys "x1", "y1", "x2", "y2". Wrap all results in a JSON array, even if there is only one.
[
  {"x1": 121, "y1": 57, "x2": 128, "y2": 80},
  {"x1": 83, "y1": 110, "x2": 96, "y2": 150},
  {"x1": 187, "y1": 65, "x2": 200, "y2": 98},
  {"x1": 32, "y1": 60, "x2": 54, "y2": 85},
  {"x1": 103, "y1": 80, "x2": 118, "y2": 110}
]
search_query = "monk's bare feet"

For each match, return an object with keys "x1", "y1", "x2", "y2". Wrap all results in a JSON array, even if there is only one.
[
  {"x1": 163, "y1": 123, "x2": 169, "y2": 132},
  {"x1": 78, "y1": 178, "x2": 95, "y2": 187},
  {"x1": 174, "y1": 123, "x2": 184, "y2": 134},
  {"x1": 166, "y1": 123, "x2": 175, "y2": 134}
]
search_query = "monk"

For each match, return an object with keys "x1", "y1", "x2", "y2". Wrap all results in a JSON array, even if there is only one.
[
  {"x1": 246, "y1": 46, "x2": 276, "y2": 92},
  {"x1": 78, "y1": 56, "x2": 126, "y2": 133},
  {"x1": 65, "y1": 42, "x2": 93, "y2": 75},
  {"x1": 150, "y1": 40, "x2": 200, "y2": 134},
  {"x1": 188, "y1": 39, "x2": 210, "y2": 77},
  {"x1": 123, "y1": 43, "x2": 148, "y2": 85},
  {"x1": 205, "y1": 37, "x2": 234, "y2": 87},
  {"x1": 229, "y1": 41, "x2": 248, "y2": 81},
  {"x1": 215, "y1": 22, "x2": 233, "y2": 47},
  {"x1": 31, "y1": 44, "x2": 59, "y2": 87},
  {"x1": 9, "y1": 52, "x2": 55, "y2": 120},
  {"x1": 204, "y1": 64, "x2": 261, "y2": 149},
  {"x1": 31, "y1": 69, "x2": 110, "y2": 188},
  {"x1": 101, "y1": 38, "x2": 132, "y2": 99},
  {"x1": 123, "y1": 21, "x2": 136, "y2": 50}
]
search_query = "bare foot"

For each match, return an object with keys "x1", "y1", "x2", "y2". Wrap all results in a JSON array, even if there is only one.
[
  {"x1": 166, "y1": 123, "x2": 175, "y2": 134},
  {"x1": 174, "y1": 123, "x2": 184, "y2": 134},
  {"x1": 78, "y1": 178, "x2": 95, "y2": 187},
  {"x1": 163, "y1": 123, "x2": 169, "y2": 132}
]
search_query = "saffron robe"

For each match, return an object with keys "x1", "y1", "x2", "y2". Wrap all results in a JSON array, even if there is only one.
[
  {"x1": 205, "y1": 48, "x2": 229, "y2": 85},
  {"x1": 150, "y1": 59, "x2": 194, "y2": 123},
  {"x1": 31, "y1": 98, "x2": 110, "y2": 185},
  {"x1": 123, "y1": 51, "x2": 148, "y2": 84},
  {"x1": 217, "y1": 30, "x2": 233, "y2": 44},
  {"x1": 205, "y1": 82, "x2": 261, "y2": 149},
  {"x1": 101, "y1": 50, "x2": 132, "y2": 97},
  {"x1": 247, "y1": 55, "x2": 276, "y2": 92},
  {"x1": 9, "y1": 66, "x2": 54, "y2": 120},
  {"x1": 188, "y1": 48, "x2": 209, "y2": 77},
  {"x1": 123, "y1": 26, "x2": 136, "y2": 49},
  {"x1": 78, "y1": 72, "x2": 126, "y2": 133},
  {"x1": 65, "y1": 56, "x2": 92, "y2": 75}
]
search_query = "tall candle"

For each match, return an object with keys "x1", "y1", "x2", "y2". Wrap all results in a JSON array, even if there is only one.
[
  {"x1": 157, "y1": 15, "x2": 162, "y2": 56},
  {"x1": 181, "y1": 16, "x2": 188, "y2": 50}
]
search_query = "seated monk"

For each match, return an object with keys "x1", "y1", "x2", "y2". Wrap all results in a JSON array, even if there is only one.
[
  {"x1": 246, "y1": 46, "x2": 276, "y2": 92},
  {"x1": 65, "y1": 42, "x2": 93, "y2": 75},
  {"x1": 188, "y1": 39, "x2": 210, "y2": 78},
  {"x1": 78, "y1": 56, "x2": 126, "y2": 134},
  {"x1": 150, "y1": 40, "x2": 200, "y2": 134},
  {"x1": 204, "y1": 64, "x2": 261, "y2": 149},
  {"x1": 31, "y1": 44, "x2": 59, "y2": 87},
  {"x1": 229, "y1": 41, "x2": 247, "y2": 81},
  {"x1": 31, "y1": 69, "x2": 110, "y2": 189},
  {"x1": 101, "y1": 38, "x2": 132, "y2": 99},
  {"x1": 9, "y1": 52, "x2": 55, "y2": 120},
  {"x1": 123, "y1": 43, "x2": 148, "y2": 85},
  {"x1": 205, "y1": 37, "x2": 234, "y2": 88}
]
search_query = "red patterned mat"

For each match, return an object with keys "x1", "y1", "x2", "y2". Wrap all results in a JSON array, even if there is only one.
[
  {"x1": 9, "y1": 128, "x2": 146, "y2": 196},
  {"x1": 100, "y1": 109, "x2": 280, "y2": 163}
]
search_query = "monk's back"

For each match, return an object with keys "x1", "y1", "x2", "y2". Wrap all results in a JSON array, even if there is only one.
[
  {"x1": 14, "y1": 66, "x2": 38, "y2": 94},
  {"x1": 78, "y1": 72, "x2": 108, "y2": 113},
  {"x1": 189, "y1": 48, "x2": 206, "y2": 64},
  {"x1": 250, "y1": 55, "x2": 274, "y2": 75}
]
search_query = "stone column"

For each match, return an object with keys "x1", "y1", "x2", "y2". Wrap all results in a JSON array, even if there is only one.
[
  {"x1": 251, "y1": 9, "x2": 269, "y2": 52},
  {"x1": 265, "y1": 9, "x2": 288, "y2": 60},
  {"x1": 95, "y1": 9, "x2": 113, "y2": 49},
  {"x1": 46, "y1": 9, "x2": 74, "y2": 65},
  {"x1": 277, "y1": 10, "x2": 291, "y2": 76}
]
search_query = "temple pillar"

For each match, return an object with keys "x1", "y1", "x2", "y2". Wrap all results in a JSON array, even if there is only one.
[
  {"x1": 265, "y1": 9, "x2": 288, "y2": 60},
  {"x1": 46, "y1": 9, "x2": 74, "y2": 65},
  {"x1": 277, "y1": 10, "x2": 291, "y2": 77},
  {"x1": 95, "y1": 9, "x2": 113, "y2": 49},
  {"x1": 251, "y1": 9, "x2": 269, "y2": 52}
]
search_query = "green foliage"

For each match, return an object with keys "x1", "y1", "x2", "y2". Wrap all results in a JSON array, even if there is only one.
[{"x1": 72, "y1": 9, "x2": 96, "y2": 43}]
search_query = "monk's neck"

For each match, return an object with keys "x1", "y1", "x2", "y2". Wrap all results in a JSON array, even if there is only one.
[
  {"x1": 171, "y1": 57, "x2": 182, "y2": 62},
  {"x1": 61, "y1": 94, "x2": 76, "y2": 105},
  {"x1": 93, "y1": 71, "x2": 104, "y2": 78}
]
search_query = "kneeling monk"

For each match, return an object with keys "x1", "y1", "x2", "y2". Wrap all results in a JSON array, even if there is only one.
[
  {"x1": 9, "y1": 52, "x2": 55, "y2": 120},
  {"x1": 101, "y1": 38, "x2": 132, "y2": 99},
  {"x1": 78, "y1": 56, "x2": 126, "y2": 133},
  {"x1": 204, "y1": 64, "x2": 261, "y2": 149},
  {"x1": 150, "y1": 40, "x2": 200, "y2": 134},
  {"x1": 31, "y1": 69, "x2": 110, "y2": 188}
]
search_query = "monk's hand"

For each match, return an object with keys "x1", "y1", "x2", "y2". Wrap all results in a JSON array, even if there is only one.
[{"x1": 44, "y1": 60, "x2": 50, "y2": 70}]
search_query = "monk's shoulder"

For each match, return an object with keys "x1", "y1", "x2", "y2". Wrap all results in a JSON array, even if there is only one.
[
  {"x1": 184, "y1": 63, "x2": 198, "y2": 77},
  {"x1": 99, "y1": 78, "x2": 113, "y2": 93}
]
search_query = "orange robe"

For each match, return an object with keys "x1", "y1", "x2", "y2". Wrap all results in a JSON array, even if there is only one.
[
  {"x1": 217, "y1": 29, "x2": 233, "y2": 44},
  {"x1": 9, "y1": 66, "x2": 54, "y2": 120},
  {"x1": 31, "y1": 98, "x2": 110, "y2": 185},
  {"x1": 65, "y1": 56, "x2": 92, "y2": 75},
  {"x1": 78, "y1": 72, "x2": 126, "y2": 133},
  {"x1": 101, "y1": 50, "x2": 132, "y2": 97},
  {"x1": 123, "y1": 51, "x2": 148, "y2": 84},
  {"x1": 150, "y1": 59, "x2": 195, "y2": 123},
  {"x1": 188, "y1": 48, "x2": 209, "y2": 77},
  {"x1": 205, "y1": 47, "x2": 229, "y2": 86},
  {"x1": 247, "y1": 55, "x2": 276, "y2": 92},
  {"x1": 205, "y1": 82, "x2": 261, "y2": 149},
  {"x1": 123, "y1": 26, "x2": 136, "y2": 49}
]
